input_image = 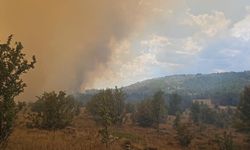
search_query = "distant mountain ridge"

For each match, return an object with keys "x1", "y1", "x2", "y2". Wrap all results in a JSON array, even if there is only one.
[{"x1": 77, "y1": 71, "x2": 250, "y2": 105}]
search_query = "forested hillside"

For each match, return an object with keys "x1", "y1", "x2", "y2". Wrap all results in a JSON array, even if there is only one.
[{"x1": 77, "y1": 71, "x2": 250, "y2": 106}]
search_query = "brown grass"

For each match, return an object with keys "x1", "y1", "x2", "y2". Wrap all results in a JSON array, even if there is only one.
[{"x1": 6, "y1": 108, "x2": 250, "y2": 150}]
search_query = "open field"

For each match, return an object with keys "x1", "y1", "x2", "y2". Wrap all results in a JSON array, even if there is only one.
[{"x1": 5, "y1": 108, "x2": 250, "y2": 150}]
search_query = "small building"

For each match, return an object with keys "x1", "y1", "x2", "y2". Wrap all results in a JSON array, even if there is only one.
[
  {"x1": 217, "y1": 105, "x2": 237, "y2": 112},
  {"x1": 192, "y1": 99, "x2": 214, "y2": 108}
]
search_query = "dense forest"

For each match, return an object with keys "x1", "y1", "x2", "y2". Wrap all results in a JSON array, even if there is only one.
[{"x1": 77, "y1": 71, "x2": 250, "y2": 106}]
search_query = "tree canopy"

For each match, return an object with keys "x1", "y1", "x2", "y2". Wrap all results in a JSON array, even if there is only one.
[{"x1": 0, "y1": 35, "x2": 36, "y2": 147}]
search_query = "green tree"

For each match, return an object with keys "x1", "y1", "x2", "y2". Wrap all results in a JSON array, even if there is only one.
[
  {"x1": 0, "y1": 35, "x2": 36, "y2": 148},
  {"x1": 151, "y1": 90, "x2": 166, "y2": 132},
  {"x1": 86, "y1": 87, "x2": 125, "y2": 147},
  {"x1": 214, "y1": 132, "x2": 234, "y2": 150},
  {"x1": 27, "y1": 91, "x2": 80, "y2": 130},
  {"x1": 191, "y1": 102, "x2": 218, "y2": 125},
  {"x1": 236, "y1": 86, "x2": 250, "y2": 135},
  {"x1": 168, "y1": 93, "x2": 182, "y2": 115},
  {"x1": 173, "y1": 112, "x2": 181, "y2": 128},
  {"x1": 135, "y1": 99, "x2": 154, "y2": 127},
  {"x1": 190, "y1": 102, "x2": 201, "y2": 124},
  {"x1": 113, "y1": 87, "x2": 125, "y2": 125},
  {"x1": 176, "y1": 123, "x2": 194, "y2": 148},
  {"x1": 125, "y1": 102, "x2": 135, "y2": 114}
]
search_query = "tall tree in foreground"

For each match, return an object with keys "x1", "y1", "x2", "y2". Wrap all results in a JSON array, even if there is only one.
[
  {"x1": 151, "y1": 90, "x2": 166, "y2": 132},
  {"x1": 236, "y1": 86, "x2": 250, "y2": 136},
  {"x1": 0, "y1": 35, "x2": 36, "y2": 148}
]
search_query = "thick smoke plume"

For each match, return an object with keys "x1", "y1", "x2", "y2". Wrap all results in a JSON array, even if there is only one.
[{"x1": 0, "y1": 0, "x2": 169, "y2": 100}]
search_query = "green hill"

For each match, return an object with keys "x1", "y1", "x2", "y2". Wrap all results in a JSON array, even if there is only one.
[{"x1": 77, "y1": 71, "x2": 250, "y2": 106}]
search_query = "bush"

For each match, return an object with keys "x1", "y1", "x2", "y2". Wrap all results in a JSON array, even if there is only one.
[
  {"x1": 176, "y1": 123, "x2": 194, "y2": 148},
  {"x1": 125, "y1": 102, "x2": 135, "y2": 114},
  {"x1": 135, "y1": 91, "x2": 167, "y2": 129},
  {"x1": 86, "y1": 87, "x2": 125, "y2": 147},
  {"x1": 87, "y1": 87, "x2": 125, "y2": 126},
  {"x1": 168, "y1": 93, "x2": 182, "y2": 116},
  {"x1": 27, "y1": 91, "x2": 80, "y2": 130},
  {"x1": 214, "y1": 132, "x2": 234, "y2": 150},
  {"x1": 135, "y1": 99, "x2": 154, "y2": 127},
  {"x1": 191, "y1": 102, "x2": 217, "y2": 125},
  {"x1": 173, "y1": 112, "x2": 181, "y2": 128}
]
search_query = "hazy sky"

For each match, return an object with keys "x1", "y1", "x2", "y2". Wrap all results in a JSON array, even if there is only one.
[{"x1": 1, "y1": 0, "x2": 250, "y2": 100}]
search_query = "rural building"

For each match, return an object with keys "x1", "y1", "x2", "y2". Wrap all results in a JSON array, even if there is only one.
[
  {"x1": 192, "y1": 99, "x2": 214, "y2": 108},
  {"x1": 217, "y1": 105, "x2": 237, "y2": 112}
]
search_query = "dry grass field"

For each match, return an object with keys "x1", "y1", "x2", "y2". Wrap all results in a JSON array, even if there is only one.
[{"x1": 5, "y1": 108, "x2": 250, "y2": 150}]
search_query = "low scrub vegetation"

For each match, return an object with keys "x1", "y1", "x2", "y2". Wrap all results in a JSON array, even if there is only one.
[
  {"x1": 26, "y1": 91, "x2": 80, "y2": 130},
  {"x1": 175, "y1": 123, "x2": 194, "y2": 148},
  {"x1": 214, "y1": 132, "x2": 234, "y2": 150}
]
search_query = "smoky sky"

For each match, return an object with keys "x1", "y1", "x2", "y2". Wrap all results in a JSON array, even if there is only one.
[{"x1": 0, "y1": 0, "x2": 170, "y2": 100}]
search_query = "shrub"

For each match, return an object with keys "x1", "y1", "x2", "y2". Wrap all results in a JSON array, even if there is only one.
[
  {"x1": 135, "y1": 91, "x2": 167, "y2": 129},
  {"x1": 176, "y1": 123, "x2": 194, "y2": 148},
  {"x1": 190, "y1": 102, "x2": 216, "y2": 125},
  {"x1": 86, "y1": 87, "x2": 125, "y2": 147},
  {"x1": 214, "y1": 132, "x2": 234, "y2": 150},
  {"x1": 27, "y1": 91, "x2": 80, "y2": 130},
  {"x1": 135, "y1": 99, "x2": 154, "y2": 127}
]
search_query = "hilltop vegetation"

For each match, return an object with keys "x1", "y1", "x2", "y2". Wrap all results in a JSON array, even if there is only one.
[{"x1": 77, "y1": 71, "x2": 250, "y2": 106}]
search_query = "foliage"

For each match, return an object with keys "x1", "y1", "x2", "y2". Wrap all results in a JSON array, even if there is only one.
[
  {"x1": 176, "y1": 123, "x2": 194, "y2": 148},
  {"x1": 27, "y1": 91, "x2": 80, "y2": 130},
  {"x1": 190, "y1": 102, "x2": 201, "y2": 124},
  {"x1": 117, "y1": 72, "x2": 249, "y2": 105},
  {"x1": 134, "y1": 91, "x2": 167, "y2": 130},
  {"x1": 135, "y1": 99, "x2": 154, "y2": 127},
  {"x1": 86, "y1": 87, "x2": 125, "y2": 147},
  {"x1": 125, "y1": 102, "x2": 135, "y2": 114},
  {"x1": 235, "y1": 86, "x2": 250, "y2": 134},
  {"x1": 214, "y1": 132, "x2": 234, "y2": 150},
  {"x1": 16, "y1": 101, "x2": 27, "y2": 112},
  {"x1": 190, "y1": 102, "x2": 233, "y2": 128},
  {"x1": 168, "y1": 93, "x2": 182, "y2": 115},
  {"x1": 0, "y1": 35, "x2": 36, "y2": 148},
  {"x1": 191, "y1": 103, "x2": 217, "y2": 124},
  {"x1": 87, "y1": 87, "x2": 125, "y2": 126},
  {"x1": 151, "y1": 90, "x2": 166, "y2": 132},
  {"x1": 215, "y1": 108, "x2": 235, "y2": 128},
  {"x1": 173, "y1": 112, "x2": 181, "y2": 128}
]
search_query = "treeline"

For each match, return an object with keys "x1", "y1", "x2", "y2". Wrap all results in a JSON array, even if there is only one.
[
  {"x1": 76, "y1": 71, "x2": 250, "y2": 106},
  {"x1": 84, "y1": 86, "x2": 250, "y2": 148}
]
